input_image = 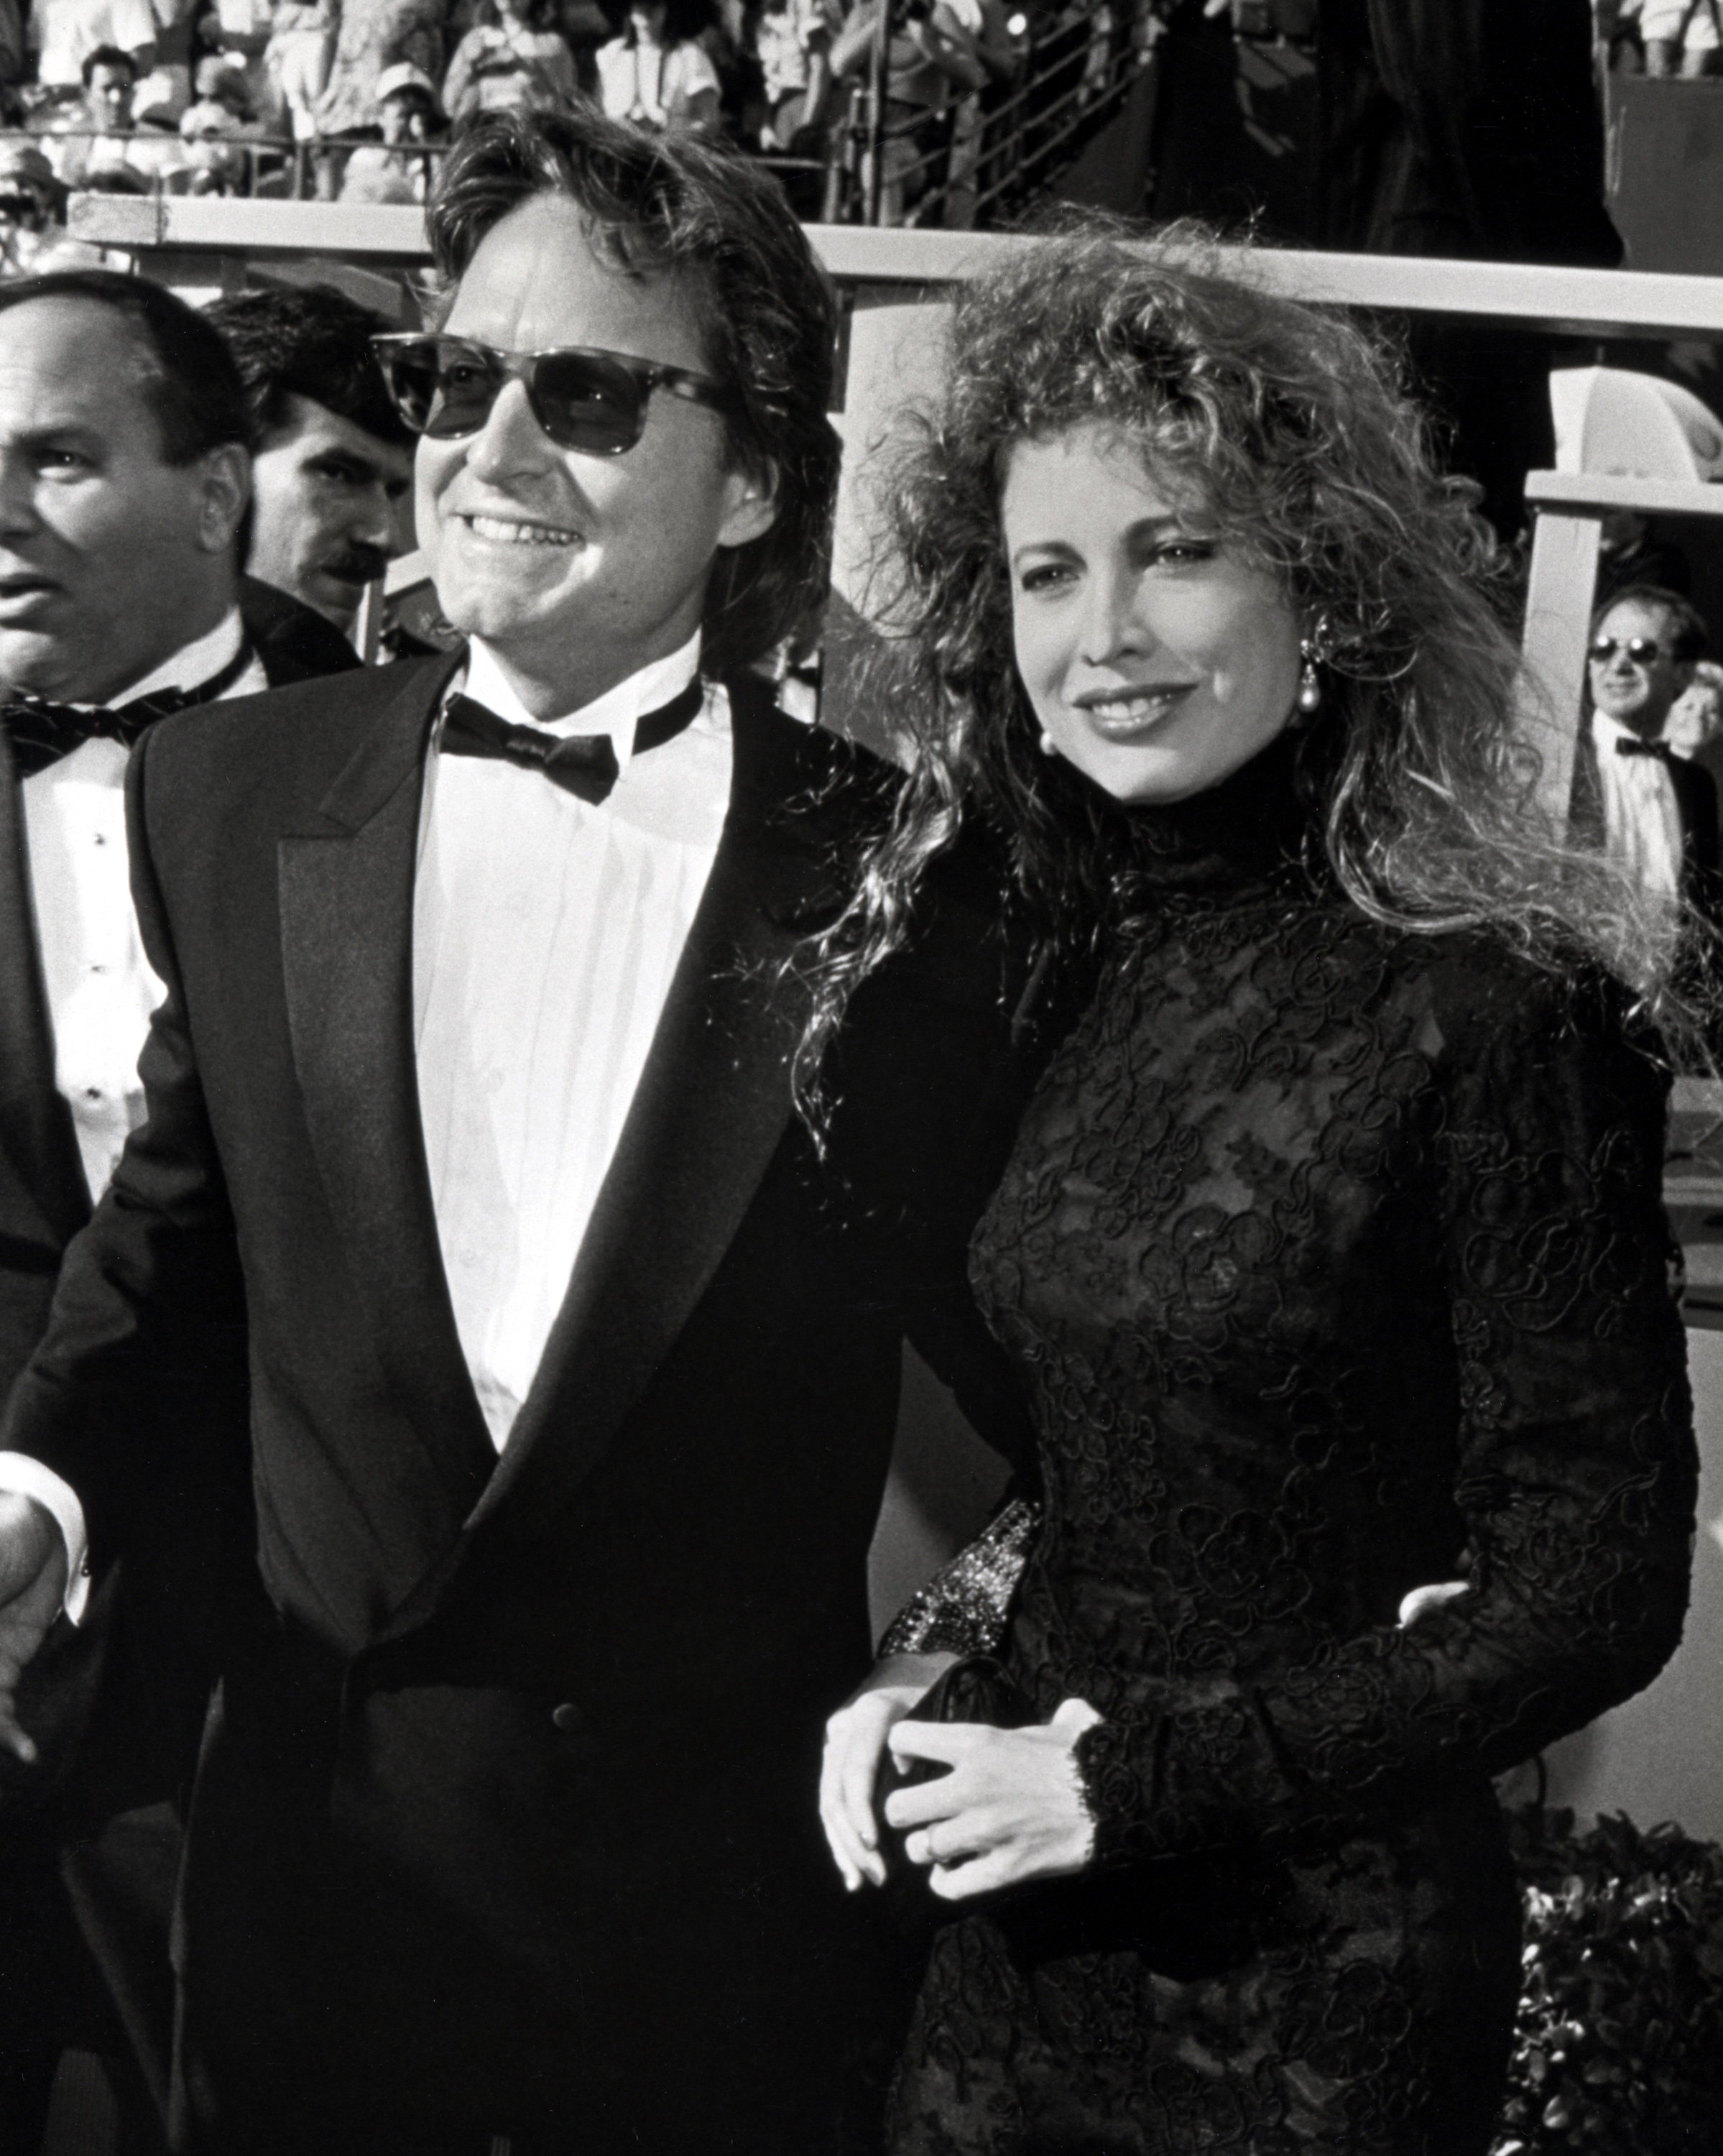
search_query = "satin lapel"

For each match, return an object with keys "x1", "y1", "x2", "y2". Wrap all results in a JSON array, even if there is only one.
[
  {"x1": 277, "y1": 652, "x2": 496, "y2": 1549},
  {"x1": 455, "y1": 691, "x2": 846, "y2": 1554},
  {"x1": 0, "y1": 731, "x2": 88, "y2": 1253}
]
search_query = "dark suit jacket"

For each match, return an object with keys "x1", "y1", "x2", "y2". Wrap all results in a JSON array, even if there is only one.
[
  {"x1": 0, "y1": 610, "x2": 364, "y2": 2145},
  {"x1": 0, "y1": 603, "x2": 357, "y2": 1825},
  {"x1": 239, "y1": 576, "x2": 362, "y2": 689},
  {"x1": 0, "y1": 654, "x2": 1053, "y2": 2146}
]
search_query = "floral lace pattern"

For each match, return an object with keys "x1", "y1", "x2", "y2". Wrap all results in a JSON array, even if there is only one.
[{"x1": 885, "y1": 740, "x2": 1697, "y2": 2156}]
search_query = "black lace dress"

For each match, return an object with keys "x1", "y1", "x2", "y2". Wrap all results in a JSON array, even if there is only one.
[{"x1": 884, "y1": 737, "x2": 1699, "y2": 2156}]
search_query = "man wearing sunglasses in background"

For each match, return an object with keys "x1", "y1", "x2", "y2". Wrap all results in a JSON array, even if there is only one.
[
  {"x1": 1572, "y1": 582, "x2": 1723, "y2": 969},
  {"x1": 0, "y1": 106, "x2": 1045, "y2": 2156}
]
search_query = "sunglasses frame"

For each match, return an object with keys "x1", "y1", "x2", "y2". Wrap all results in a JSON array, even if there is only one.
[
  {"x1": 370, "y1": 331, "x2": 736, "y2": 456},
  {"x1": 1589, "y1": 635, "x2": 1666, "y2": 667}
]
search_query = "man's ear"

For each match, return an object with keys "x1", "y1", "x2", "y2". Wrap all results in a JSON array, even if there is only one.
[
  {"x1": 193, "y1": 442, "x2": 251, "y2": 557},
  {"x1": 716, "y1": 458, "x2": 780, "y2": 551}
]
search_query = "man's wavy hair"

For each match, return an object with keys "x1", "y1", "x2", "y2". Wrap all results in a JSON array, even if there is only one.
[
  {"x1": 425, "y1": 106, "x2": 839, "y2": 678},
  {"x1": 795, "y1": 215, "x2": 1712, "y2": 1097}
]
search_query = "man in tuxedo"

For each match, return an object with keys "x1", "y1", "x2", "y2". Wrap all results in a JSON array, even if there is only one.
[
  {"x1": 0, "y1": 268, "x2": 365, "y2": 2147},
  {"x1": 0, "y1": 110, "x2": 1043, "y2": 2155},
  {"x1": 204, "y1": 283, "x2": 415, "y2": 639},
  {"x1": 1572, "y1": 584, "x2": 1722, "y2": 922}
]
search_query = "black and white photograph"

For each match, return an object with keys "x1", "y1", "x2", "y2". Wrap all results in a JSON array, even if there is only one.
[{"x1": 0, "y1": 4, "x2": 1711, "y2": 2152}]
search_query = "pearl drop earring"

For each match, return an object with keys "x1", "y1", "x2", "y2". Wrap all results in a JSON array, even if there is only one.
[
  {"x1": 1038, "y1": 728, "x2": 1058, "y2": 756},
  {"x1": 1295, "y1": 614, "x2": 1332, "y2": 720}
]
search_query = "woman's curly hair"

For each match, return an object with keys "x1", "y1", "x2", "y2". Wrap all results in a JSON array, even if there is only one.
[{"x1": 795, "y1": 215, "x2": 1712, "y2": 1103}]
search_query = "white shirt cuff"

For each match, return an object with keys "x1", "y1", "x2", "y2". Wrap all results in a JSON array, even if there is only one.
[{"x1": 0, "y1": 1454, "x2": 90, "y2": 1623}]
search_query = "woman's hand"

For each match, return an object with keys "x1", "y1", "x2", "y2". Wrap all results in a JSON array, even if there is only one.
[
  {"x1": 882, "y1": 1697, "x2": 1101, "y2": 1900},
  {"x1": 820, "y1": 1651, "x2": 957, "y2": 1891}
]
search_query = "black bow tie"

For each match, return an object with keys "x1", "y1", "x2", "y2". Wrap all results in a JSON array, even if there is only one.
[
  {"x1": 1, "y1": 640, "x2": 256, "y2": 779},
  {"x1": 1616, "y1": 734, "x2": 1674, "y2": 763},
  {"x1": 438, "y1": 678, "x2": 705, "y2": 806}
]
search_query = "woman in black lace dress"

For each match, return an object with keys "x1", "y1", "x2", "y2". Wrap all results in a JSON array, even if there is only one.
[{"x1": 811, "y1": 226, "x2": 1703, "y2": 2155}]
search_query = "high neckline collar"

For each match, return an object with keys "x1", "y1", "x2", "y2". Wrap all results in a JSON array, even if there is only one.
[{"x1": 1105, "y1": 727, "x2": 1316, "y2": 893}]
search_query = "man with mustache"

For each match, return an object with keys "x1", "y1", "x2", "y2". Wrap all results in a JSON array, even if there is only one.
[
  {"x1": 0, "y1": 109, "x2": 1047, "y2": 2155},
  {"x1": 205, "y1": 282, "x2": 416, "y2": 642}
]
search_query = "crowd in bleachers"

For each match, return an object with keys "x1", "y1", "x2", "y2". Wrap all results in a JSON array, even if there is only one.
[{"x1": 0, "y1": 0, "x2": 1151, "y2": 239}]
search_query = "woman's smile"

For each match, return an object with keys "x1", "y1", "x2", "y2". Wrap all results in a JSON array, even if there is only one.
[{"x1": 1002, "y1": 422, "x2": 1301, "y2": 804}]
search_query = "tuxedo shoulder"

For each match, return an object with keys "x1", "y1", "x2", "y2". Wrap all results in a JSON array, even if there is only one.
[
  {"x1": 725, "y1": 677, "x2": 896, "y2": 826},
  {"x1": 136, "y1": 657, "x2": 445, "y2": 811},
  {"x1": 1381, "y1": 918, "x2": 1646, "y2": 1072}
]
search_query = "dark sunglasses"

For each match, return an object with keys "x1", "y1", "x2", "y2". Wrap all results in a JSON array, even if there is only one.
[
  {"x1": 1589, "y1": 635, "x2": 1666, "y2": 666},
  {"x1": 370, "y1": 332, "x2": 734, "y2": 457}
]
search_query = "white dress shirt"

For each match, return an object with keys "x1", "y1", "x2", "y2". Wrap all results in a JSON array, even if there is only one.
[
  {"x1": 11, "y1": 626, "x2": 734, "y2": 1608},
  {"x1": 416, "y1": 630, "x2": 731, "y2": 1448},
  {"x1": 23, "y1": 612, "x2": 267, "y2": 1202},
  {"x1": 1, "y1": 609, "x2": 266, "y2": 1612},
  {"x1": 1591, "y1": 706, "x2": 1686, "y2": 913}
]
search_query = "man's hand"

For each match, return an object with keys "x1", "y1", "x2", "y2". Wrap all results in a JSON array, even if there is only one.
[
  {"x1": 882, "y1": 1697, "x2": 1101, "y2": 1899},
  {"x1": 0, "y1": 1493, "x2": 68, "y2": 1764},
  {"x1": 819, "y1": 1650, "x2": 957, "y2": 1891}
]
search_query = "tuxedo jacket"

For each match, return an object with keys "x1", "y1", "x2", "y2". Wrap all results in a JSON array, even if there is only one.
[
  {"x1": 1, "y1": 653, "x2": 1053, "y2": 2145},
  {"x1": 0, "y1": 575, "x2": 357, "y2": 1410},
  {"x1": 0, "y1": 601, "x2": 357, "y2": 2143},
  {"x1": 0, "y1": 591, "x2": 356, "y2": 1824},
  {"x1": 1569, "y1": 719, "x2": 1723, "y2": 916}
]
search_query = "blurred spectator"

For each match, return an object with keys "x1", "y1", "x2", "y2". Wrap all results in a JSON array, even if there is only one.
[
  {"x1": 262, "y1": 0, "x2": 333, "y2": 134},
  {"x1": 831, "y1": 0, "x2": 987, "y2": 221},
  {"x1": 204, "y1": 282, "x2": 415, "y2": 637},
  {"x1": 192, "y1": 0, "x2": 280, "y2": 128},
  {"x1": 1642, "y1": 0, "x2": 1720, "y2": 73},
  {"x1": 31, "y1": 0, "x2": 159, "y2": 97},
  {"x1": 129, "y1": 0, "x2": 198, "y2": 124},
  {"x1": 195, "y1": 47, "x2": 264, "y2": 114},
  {"x1": 757, "y1": 0, "x2": 839, "y2": 149},
  {"x1": 313, "y1": 0, "x2": 445, "y2": 137},
  {"x1": 1665, "y1": 656, "x2": 1723, "y2": 760},
  {"x1": 553, "y1": 0, "x2": 612, "y2": 93},
  {"x1": 1571, "y1": 584, "x2": 1722, "y2": 948},
  {"x1": 48, "y1": 45, "x2": 181, "y2": 183},
  {"x1": 596, "y1": 1, "x2": 723, "y2": 130},
  {"x1": 941, "y1": 0, "x2": 1017, "y2": 226},
  {"x1": 55, "y1": 42, "x2": 137, "y2": 180},
  {"x1": 178, "y1": 91, "x2": 248, "y2": 186},
  {"x1": 0, "y1": 142, "x2": 65, "y2": 273},
  {"x1": 1665, "y1": 658, "x2": 1723, "y2": 857},
  {"x1": 340, "y1": 57, "x2": 443, "y2": 199},
  {"x1": 443, "y1": 0, "x2": 579, "y2": 119}
]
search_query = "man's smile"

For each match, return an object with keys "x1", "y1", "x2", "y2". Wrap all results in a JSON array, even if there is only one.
[{"x1": 459, "y1": 512, "x2": 581, "y2": 548}]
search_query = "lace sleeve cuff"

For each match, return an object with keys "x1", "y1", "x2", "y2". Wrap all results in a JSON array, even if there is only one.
[{"x1": 877, "y1": 1496, "x2": 1040, "y2": 1657}]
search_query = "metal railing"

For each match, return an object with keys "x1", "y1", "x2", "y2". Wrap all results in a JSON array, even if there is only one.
[
  {"x1": 823, "y1": 2, "x2": 1157, "y2": 230},
  {"x1": 1, "y1": 7, "x2": 1158, "y2": 229},
  {"x1": 0, "y1": 123, "x2": 458, "y2": 203}
]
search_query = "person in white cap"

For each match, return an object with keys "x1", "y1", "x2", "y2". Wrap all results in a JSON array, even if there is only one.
[
  {"x1": 339, "y1": 58, "x2": 445, "y2": 202},
  {"x1": 0, "y1": 144, "x2": 65, "y2": 277}
]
